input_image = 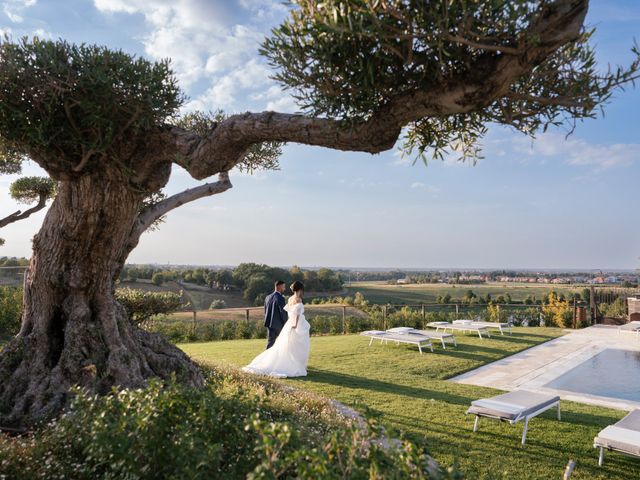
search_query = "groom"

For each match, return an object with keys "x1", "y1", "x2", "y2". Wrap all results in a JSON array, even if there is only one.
[{"x1": 264, "y1": 280, "x2": 288, "y2": 349}]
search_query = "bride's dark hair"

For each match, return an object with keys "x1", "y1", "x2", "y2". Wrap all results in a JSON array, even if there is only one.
[{"x1": 290, "y1": 281, "x2": 304, "y2": 293}]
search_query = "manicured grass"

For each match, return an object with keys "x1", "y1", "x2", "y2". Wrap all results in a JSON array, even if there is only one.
[
  {"x1": 344, "y1": 281, "x2": 581, "y2": 304},
  {"x1": 180, "y1": 328, "x2": 638, "y2": 480}
]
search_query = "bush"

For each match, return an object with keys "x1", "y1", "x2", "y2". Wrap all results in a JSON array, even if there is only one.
[
  {"x1": 506, "y1": 307, "x2": 541, "y2": 327},
  {"x1": 209, "y1": 299, "x2": 227, "y2": 309},
  {"x1": 0, "y1": 371, "x2": 454, "y2": 479},
  {"x1": 600, "y1": 297, "x2": 627, "y2": 319},
  {"x1": 0, "y1": 286, "x2": 22, "y2": 337},
  {"x1": 115, "y1": 288, "x2": 183, "y2": 325},
  {"x1": 542, "y1": 292, "x2": 572, "y2": 328}
]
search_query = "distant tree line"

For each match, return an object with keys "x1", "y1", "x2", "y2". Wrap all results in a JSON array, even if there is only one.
[
  {"x1": 119, "y1": 263, "x2": 343, "y2": 306},
  {"x1": 0, "y1": 256, "x2": 29, "y2": 267}
]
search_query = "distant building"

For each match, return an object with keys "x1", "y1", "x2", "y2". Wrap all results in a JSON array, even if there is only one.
[{"x1": 396, "y1": 277, "x2": 411, "y2": 285}]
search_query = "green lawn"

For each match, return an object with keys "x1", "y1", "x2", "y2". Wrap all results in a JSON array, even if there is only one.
[
  {"x1": 180, "y1": 329, "x2": 638, "y2": 480},
  {"x1": 344, "y1": 281, "x2": 581, "y2": 304}
]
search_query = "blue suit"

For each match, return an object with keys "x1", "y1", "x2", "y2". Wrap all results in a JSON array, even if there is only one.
[{"x1": 264, "y1": 291, "x2": 287, "y2": 349}]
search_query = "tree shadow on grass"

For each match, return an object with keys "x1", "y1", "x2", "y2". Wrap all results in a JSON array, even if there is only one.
[
  {"x1": 394, "y1": 411, "x2": 636, "y2": 479},
  {"x1": 297, "y1": 368, "x2": 474, "y2": 407},
  {"x1": 491, "y1": 335, "x2": 558, "y2": 346}
]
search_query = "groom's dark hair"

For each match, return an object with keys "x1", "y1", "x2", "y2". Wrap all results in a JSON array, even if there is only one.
[{"x1": 275, "y1": 280, "x2": 285, "y2": 288}]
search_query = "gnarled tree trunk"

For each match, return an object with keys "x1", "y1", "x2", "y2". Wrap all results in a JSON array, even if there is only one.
[{"x1": 0, "y1": 173, "x2": 202, "y2": 427}]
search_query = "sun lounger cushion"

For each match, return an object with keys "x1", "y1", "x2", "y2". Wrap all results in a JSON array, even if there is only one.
[
  {"x1": 414, "y1": 330, "x2": 453, "y2": 338},
  {"x1": 595, "y1": 410, "x2": 640, "y2": 456},
  {"x1": 467, "y1": 390, "x2": 560, "y2": 421},
  {"x1": 619, "y1": 321, "x2": 640, "y2": 331},
  {"x1": 361, "y1": 330, "x2": 387, "y2": 336},
  {"x1": 453, "y1": 320, "x2": 473, "y2": 325},
  {"x1": 387, "y1": 327, "x2": 414, "y2": 333}
]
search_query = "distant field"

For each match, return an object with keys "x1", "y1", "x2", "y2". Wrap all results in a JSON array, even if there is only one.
[{"x1": 344, "y1": 281, "x2": 582, "y2": 304}]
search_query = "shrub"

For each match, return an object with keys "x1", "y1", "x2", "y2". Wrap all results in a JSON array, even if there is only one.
[
  {"x1": 209, "y1": 299, "x2": 227, "y2": 309},
  {"x1": 115, "y1": 288, "x2": 183, "y2": 325},
  {"x1": 504, "y1": 307, "x2": 541, "y2": 327},
  {"x1": 0, "y1": 286, "x2": 22, "y2": 337},
  {"x1": 486, "y1": 303, "x2": 500, "y2": 322},
  {"x1": 0, "y1": 371, "x2": 454, "y2": 479},
  {"x1": 600, "y1": 297, "x2": 627, "y2": 319},
  {"x1": 542, "y1": 292, "x2": 572, "y2": 328}
]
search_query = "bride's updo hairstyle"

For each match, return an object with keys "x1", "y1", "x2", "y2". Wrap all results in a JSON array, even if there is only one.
[{"x1": 290, "y1": 281, "x2": 304, "y2": 294}]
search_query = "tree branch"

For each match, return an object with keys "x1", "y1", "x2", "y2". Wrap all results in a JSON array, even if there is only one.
[
  {"x1": 443, "y1": 34, "x2": 521, "y2": 55},
  {"x1": 128, "y1": 172, "x2": 232, "y2": 243},
  {"x1": 0, "y1": 192, "x2": 48, "y2": 229},
  {"x1": 172, "y1": 0, "x2": 588, "y2": 180}
]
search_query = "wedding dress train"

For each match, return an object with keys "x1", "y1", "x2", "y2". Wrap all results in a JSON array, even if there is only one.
[{"x1": 242, "y1": 302, "x2": 310, "y2": 378}]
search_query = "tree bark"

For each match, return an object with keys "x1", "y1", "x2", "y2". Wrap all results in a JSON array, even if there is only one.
[{"x1": 0, "y1": 174, "x2": 202, "y2": 427}]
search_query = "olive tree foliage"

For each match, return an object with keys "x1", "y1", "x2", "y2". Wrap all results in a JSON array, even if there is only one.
[
  {"x1": 0, "y1": 153, "x2": 55, "y2": 245},
  {"x1": 114, "y1": 288, "x2": 185, "y2": 326},
  {"x1": 0, "y1": 156, "x2": 56, "y2": 244},
  {"x1": 262, "y1": 0, "x2": 640, "y2": 163},
  {"x1": 0, "y1": 0, "x2": 639, "y2": 426},
  {"x1": 0, "y1": 40, "x2": 282, "y2": 244}
]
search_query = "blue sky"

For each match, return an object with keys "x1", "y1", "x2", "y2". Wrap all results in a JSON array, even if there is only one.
[{"x1": 0, "y1": 0, "x2": 639, "y2": 270}]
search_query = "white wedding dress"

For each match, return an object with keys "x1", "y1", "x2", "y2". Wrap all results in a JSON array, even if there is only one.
[{"x1": 242, "y1": 302, "x2": 310, "y2": 378}]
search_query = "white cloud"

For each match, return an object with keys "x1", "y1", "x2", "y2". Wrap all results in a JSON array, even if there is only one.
[
  {"x1": 3, "y1": 0, "x2": 36, "y2": 23},
  {"x1": 510, "y1": 133, "x2": 640, "y2": 171},
  {"x1": 185, "y1": 59, "x2": 271, "y2": 110},
  {"x1": 32, "y1": 27, "x2": 53, "y2": 39},
  {"x1": 93, "y1": 0, "x2": 292, "y2": 112},
  {"x1": 410, "y1": 182, "x2": 440, "y2": 195}
]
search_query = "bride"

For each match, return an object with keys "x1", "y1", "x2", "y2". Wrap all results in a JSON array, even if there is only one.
[{"x1": 242, "y1": 281, "x2": 310, "y2": 378}]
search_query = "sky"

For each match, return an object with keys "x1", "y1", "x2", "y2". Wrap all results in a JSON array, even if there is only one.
[{"x1": 0, "y1": 0, "x2": 639, "y2": 270}]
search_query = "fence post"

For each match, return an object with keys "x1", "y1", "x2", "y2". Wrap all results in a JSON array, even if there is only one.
[
  {"x1": 421, "y1": 304, "x2": 425, "y2": 321},
  {"x1": 590, "y1": 286, "x2": 597, "y2": 325},
  {"x1": 192, "y1": 311, "x2": 197, "y2": 335},
  {"x1": 496, "y1": 304, "x2": 501, "y2": 322},
  {"x1": 342, "y1": 306, "x2": 347, "y2": 334},
  {"x1": 455, "y1": 304, "x2": 459, "y2": 318},
  {"x1": 245, "y1": 309, "x2": 250, "y2": 321},
  {"x1": 572, "y1": 298, "x2": 577, "y2": 329},
  {"x1": 383, "y1": 305, "x2": 388, "y2": 330}
]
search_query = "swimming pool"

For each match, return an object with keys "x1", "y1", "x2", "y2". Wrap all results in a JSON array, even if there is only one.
[{"x1": 545, "y1": 348, "x2": 640, "y2": 402}]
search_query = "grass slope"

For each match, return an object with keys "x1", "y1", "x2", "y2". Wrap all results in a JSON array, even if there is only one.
[{"x1": 181, "y1": 329, "x2": 638, "y2": 480}]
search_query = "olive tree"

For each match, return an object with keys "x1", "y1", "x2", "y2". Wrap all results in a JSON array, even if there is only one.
[
  {"x1": 0, "y1": 162, "x2": 56, "y2": 245},
  {"x1": 0, "y1": 0, "x2": 638, "y2": 426}
]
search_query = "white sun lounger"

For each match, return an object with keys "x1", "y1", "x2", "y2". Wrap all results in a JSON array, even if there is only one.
[
  {"x1": 427, "y1": 321, "x2": 491, "y2": 339},
  {"x1": 360, "y1": 330, "x2": 433, "y2": 354},
  {"x1": 406, "y1": 329, "x2": 457, "y2": 349},
  {"x1": 594, "y1": 409, "x2": 640, "y2": 466},
  {"x1": 618, "y1": 321, "x2": 640, "y2": 338},
  {"x1": 386, "y1": 327, "x2": 457, "y2": 349},
  {"x1": 466, "y1": 390, "x2": 561, "y2": 444},
  {"x1": 454, "y1": 319, "x2": 512, "y2": 335}
]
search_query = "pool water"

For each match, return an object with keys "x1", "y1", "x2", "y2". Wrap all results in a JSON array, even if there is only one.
[{"x1": 545, "y1": 348, "x2": 640, "y2": 402}]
